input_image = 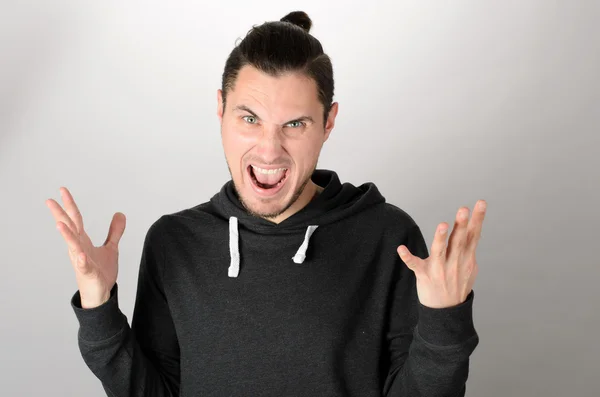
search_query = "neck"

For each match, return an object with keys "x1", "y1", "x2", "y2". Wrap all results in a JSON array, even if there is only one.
[{"x1": 265, "y1": 180, "x2": 322, "y2": 224}]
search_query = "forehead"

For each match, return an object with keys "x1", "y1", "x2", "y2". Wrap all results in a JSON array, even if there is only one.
[{"x1": 228, "y1": 65, "x2": 321, "y2": 115}]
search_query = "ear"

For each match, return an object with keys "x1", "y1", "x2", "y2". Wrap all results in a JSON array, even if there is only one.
[
  {"x1": 217, "y1": 89, "x2": 224, "y2": 123},
  {"x1": 323, "y1": 102, "x2": 339, "y2": 142}
]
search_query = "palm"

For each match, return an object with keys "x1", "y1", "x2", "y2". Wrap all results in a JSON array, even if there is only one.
[{"x1": 72, "y1": 230, "x2": 119, "y2": 291}]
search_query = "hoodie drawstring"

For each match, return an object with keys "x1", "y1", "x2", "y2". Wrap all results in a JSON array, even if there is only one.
[
  {"x1": 227, "y1": 216, "x2": 318, "y2": 278},
  {"x1": 228, "y1": 216, "x2": 240, "y2": 278},
  {"x1": 292, "y1": 225, "x2": 319, "y2": 264}
]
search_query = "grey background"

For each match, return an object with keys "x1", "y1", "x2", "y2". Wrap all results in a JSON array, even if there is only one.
[{"x1": 1, "y1": 1, "x2": 598, "y2": 396}]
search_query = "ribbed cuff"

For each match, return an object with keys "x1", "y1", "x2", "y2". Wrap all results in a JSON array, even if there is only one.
[
  {"x1": 417, "y1": 290, "x2": 477, "y2": 346},
  {"x1": 71, "y1": 283, "x2": 127, "y2": 342}
]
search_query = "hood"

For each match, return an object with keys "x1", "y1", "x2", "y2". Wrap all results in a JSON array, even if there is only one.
[{"x1": 209, "y1": 169, "x2": 386, "y2": 277}]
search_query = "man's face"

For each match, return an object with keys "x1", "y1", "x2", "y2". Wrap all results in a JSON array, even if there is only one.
[{"x1": 217, "y1": 65, "x2": 338, "y2": 220}]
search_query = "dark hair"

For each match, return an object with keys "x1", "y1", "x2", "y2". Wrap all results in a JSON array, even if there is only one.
[{"x1": 221, "y1": 11, "x2": 334, "y2": 125}]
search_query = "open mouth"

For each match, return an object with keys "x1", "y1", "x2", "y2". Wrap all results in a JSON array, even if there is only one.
[{"x1": 247, "y1": 165, "x2": 289, "y2": 195}]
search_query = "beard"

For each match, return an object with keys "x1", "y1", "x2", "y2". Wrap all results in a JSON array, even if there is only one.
[{"x1": 227, "y1": 163, "x2": 315, "y2": 220}]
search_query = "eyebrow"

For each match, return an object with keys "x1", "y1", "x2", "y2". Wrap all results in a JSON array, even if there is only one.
[{"x1": 233, "y1": 105, "x2": 315, "y2": 124}]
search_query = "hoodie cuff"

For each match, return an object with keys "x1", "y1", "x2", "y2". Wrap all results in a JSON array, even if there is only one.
[
  {"x1": 416, "y1": 290, "x2": 477, "y2": 346},
  {"x1": 71, "y1": 283, "x2": 127, "y2": 342}
]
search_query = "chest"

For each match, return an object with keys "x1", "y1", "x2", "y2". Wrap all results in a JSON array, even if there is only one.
[{"x1": 162, "y1": 224, "x2": 398, "y2": 374}]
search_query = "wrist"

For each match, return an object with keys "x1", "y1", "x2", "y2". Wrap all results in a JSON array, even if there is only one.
[
  {"x1": 417, "y1": 290, "x2": 477, "y2": 346},
  {"x1": 71, "y1": 284, "x2": 126, "y2": 342},
  {"x1": 80, "y1": 290, "x2": 111, "y2": 309}
]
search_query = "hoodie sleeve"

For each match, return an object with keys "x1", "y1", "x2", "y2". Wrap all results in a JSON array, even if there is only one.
[
  {"x1": 71, "y1": 219, "x2": 180, "y2": 396},
  {"x1": 382, "y1": 225, "x2": 479, "y2": 397}
]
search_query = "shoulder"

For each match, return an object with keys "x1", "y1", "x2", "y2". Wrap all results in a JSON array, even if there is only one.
[
  {"x1": 146, "y1": 201, "x2": 219, "y2": 240},
  {"x1": 342, "y1": 201, "x2": 421, "y2": 246},
  {"x1": 368, "y1": 202, "x2": 420, "y2": 234}
]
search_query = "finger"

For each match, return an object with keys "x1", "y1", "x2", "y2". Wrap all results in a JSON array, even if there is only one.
[
  {"x1": 465, "y1": 200, "x2": 487, "y2": 256},
  {"x1": 446, "y1": 207, "x2": 470, "y2": 265},
  {"x1": 56, "y1": 220, "x2": 82, "y2": 257},
  {"x1": 46, "y1": 198, "x2": 78, "y2": 233},
  {"x1": 397, "y1": 245, "x2": 425, "y2": 273},
  {"x1": 60, "y1": 187, "x2": 84, "y2": 235},
  {"x1": 430, "y1": 222, "x2": 449, "y2": 262},
  {"x1": 103, "y1": 212, "x2": 126, "y2": 247},
  {"x1": 57, "y1": 221, "x2": 93, "y2": 275}
]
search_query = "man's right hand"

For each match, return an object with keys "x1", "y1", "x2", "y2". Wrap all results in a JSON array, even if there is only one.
[{"x1": 46, "y1": 187, "x2": 126, "y2": 309}]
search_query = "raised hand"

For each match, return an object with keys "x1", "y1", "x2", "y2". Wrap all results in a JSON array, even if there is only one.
[
  {"x1": 398, "y1": 200, "x2": 487, "y2": 309},
  {"x1": 46, "y1": 187, "x2": 126, "y2": 308}
]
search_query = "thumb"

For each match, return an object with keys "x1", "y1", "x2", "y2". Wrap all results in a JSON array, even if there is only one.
[
  {"x1": 104, "y1": 212, "x2": 126, "y2": 247},
  {"x1": 397, "y1": 245, "x2": 421, "y2": 272}
]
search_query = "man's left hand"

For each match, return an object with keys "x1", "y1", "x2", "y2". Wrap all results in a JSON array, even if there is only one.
[{"x1": 397, "y1": 200, "x2": 487, "y2": 309}]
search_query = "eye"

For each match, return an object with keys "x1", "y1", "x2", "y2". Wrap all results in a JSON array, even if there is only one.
[
  {"x1": 285, "y1": 121, "x2": 305, "y2": 128},
  {"x1": 242, "y1": 115, "x2": 258, "y2": 124}
]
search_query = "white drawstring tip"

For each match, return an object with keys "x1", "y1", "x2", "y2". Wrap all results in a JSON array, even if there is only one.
[
  {"x1": 292, "y1": 252, "x2": 306, "y2": 264},
  {"x1": 228, "y1": 265, "x2": 239, "y2": 278},
  {"x1": 292, "y1": 225, "x2": 318, "y2": 264}
]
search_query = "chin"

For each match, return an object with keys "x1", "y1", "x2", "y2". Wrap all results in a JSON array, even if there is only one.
[
  {"x1": 251, "y1": 201, "x2": 289, "y2": 218},
  {"x1": 238, "y1": 188, "x2": 294, "y2": 218}
]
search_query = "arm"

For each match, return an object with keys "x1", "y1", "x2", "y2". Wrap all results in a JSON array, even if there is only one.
[
  {"x1": 71, "y1": 219, "x2": 180, "y2": 396},
  {"x1": 382, "y1": 225, "x2": 479, "y2": 397}
]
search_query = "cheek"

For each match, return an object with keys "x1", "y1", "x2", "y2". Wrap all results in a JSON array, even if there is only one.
[
  {"x1": 287, "y1": 136, "x2": 322, "y2": 174},
  {"x1": 222, "y1": 125, "x2": 255, "y2": 159}
]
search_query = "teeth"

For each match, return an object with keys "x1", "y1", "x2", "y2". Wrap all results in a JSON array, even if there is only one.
[{"x1": 251, "y1": 165, "x2": 287, "y2": 175}]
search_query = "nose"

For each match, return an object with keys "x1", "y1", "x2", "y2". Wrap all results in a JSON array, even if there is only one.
[{"x1": 255, "y1": 124, "x2": 285, "y2": 160}]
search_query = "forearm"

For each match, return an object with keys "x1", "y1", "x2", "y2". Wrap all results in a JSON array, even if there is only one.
[
  {"x1": 383, "y1": 291, "x2": 479, "y2": 397},
  {"x1": 72, "y1": 284, "x2": 179, "y2": 397}
]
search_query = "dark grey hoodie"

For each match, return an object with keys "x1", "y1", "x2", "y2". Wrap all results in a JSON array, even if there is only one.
[{"x1": 71, "y1": 169, "x2": 478, "y2": 396}]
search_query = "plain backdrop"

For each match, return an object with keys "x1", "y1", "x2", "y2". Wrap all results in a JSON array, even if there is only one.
[{"x1": 1, "y1": 1, "x2": 599, "y2": 396}]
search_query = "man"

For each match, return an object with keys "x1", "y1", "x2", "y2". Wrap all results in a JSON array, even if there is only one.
[{"x1": 47, "y1": 11, "x2": 487, "y2": 397}]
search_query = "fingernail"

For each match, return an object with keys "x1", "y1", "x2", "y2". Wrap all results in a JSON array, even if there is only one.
[
  {"x1": 478, "y1": 201, "x2": 486, "y2": 210},
  {"x1": 439, "y1": 226, "x2": 447, "y2": 234},
  {"x1": 460, "y1": 210, "x2": 469, "y2": 220}
]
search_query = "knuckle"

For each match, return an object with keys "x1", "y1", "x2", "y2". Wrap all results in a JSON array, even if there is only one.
[
  {"x1": 436, "y1": 245, "x2": 446, "y2": 258},
  {"x1": 457, "y1": 234, "x2": 467, "y2": 248}
]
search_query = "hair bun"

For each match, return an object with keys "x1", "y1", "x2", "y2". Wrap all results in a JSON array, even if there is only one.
[{"x1": 280, "y1": 11, "x2": 312, "y2": 33}]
